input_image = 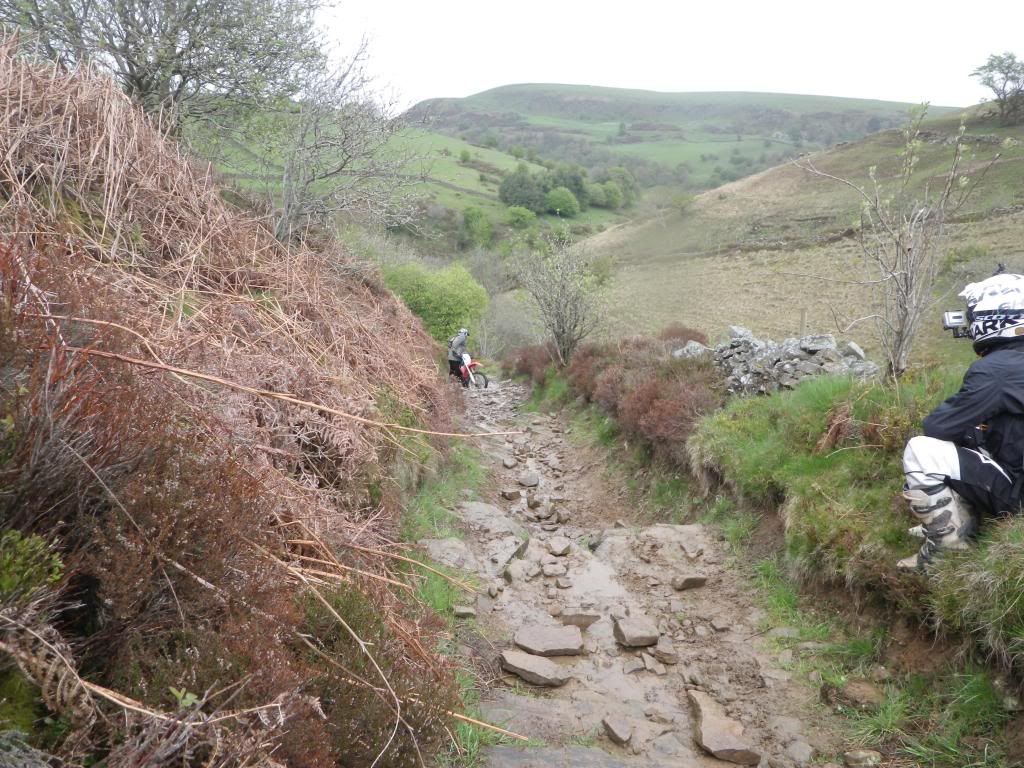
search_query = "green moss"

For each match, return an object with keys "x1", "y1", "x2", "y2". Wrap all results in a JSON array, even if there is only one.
[
  {"x1": 0, "y1": 671, "x2": 41, "y2": 733},
  {"x1": 0, "y1": 531, "x2": 62, "y2": 601}
]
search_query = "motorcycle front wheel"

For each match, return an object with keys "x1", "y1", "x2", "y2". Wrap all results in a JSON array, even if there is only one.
[{"x1": 470, "y1": 370, "x2": 489, "y2": 389}]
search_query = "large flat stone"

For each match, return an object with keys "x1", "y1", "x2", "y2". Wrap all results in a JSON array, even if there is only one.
[
  {"x1": 688, "y1": 690, "x2": 761, "y2": 765},
  {"x1": 418, "y1": 538, "x2": 479, "y2": 572},
  {"x1": 671, "y1": 574, "x2": 707, "y2": 590},
  {"x1": 547, "y1": 536, "x2": 571, "y2": 556},
  {"x1": 602, "y1": 715, "x2": 632, "y2": 745},
  {"x1": 559, "y1": 608, "x2": 601, "y2": 629},
  {"x1": 612, "y1": 615, "x2": 659, "y2": 647},
  {"x1": 485, "y1": 535, "x2": 530, "y2": 577},
  {"x1": 503, "y1": 559, "x2": 541, "y2": 584},
  {"x1": 518, "y1": 471, "x2": 541, "y2": 488},
  {"x1": 500, "y1": 649, "x2": 571, "y2": 686},
  {"x1": 459, "y1": 502, "x2": 527, "y2": 540},
  {"x1": 514, "y1": 625, "x2": 584, "y2": 656}
]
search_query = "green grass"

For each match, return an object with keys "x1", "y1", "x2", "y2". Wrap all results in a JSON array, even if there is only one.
[
  {"x1": 751, "y1": 557, "x2": 832, "y2": 641},
  {"x1": 400, "y1": 444, "x2": 486, "y2": 541},
  {"x1": 0, "y1": 671, "x2": 40, "y2": 733},
  {"x1": 690, "y1": 371, "x2": 966, "y2": 587},
  {"x1": 690, "y1": 365, "x2": 1024, "y2": 681},
  {"x1": 521, "y1": 370, "x2": 570, "y2": 413},
  {"x1": 851, "y1": 669, "x2": 1010, "y2": 768},
  {"x1": 703, "y1": 495, "x2": 760, "y2": 551}
]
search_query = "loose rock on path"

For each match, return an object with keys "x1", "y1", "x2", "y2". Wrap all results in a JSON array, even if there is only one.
[{"x1": 433, "y1": 379, "x2": 843, "y2": 767}]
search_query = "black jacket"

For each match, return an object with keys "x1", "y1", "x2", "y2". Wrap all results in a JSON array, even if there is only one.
[{"x1": 923, "y1": 343, "x2": 1024, "y2": 476}]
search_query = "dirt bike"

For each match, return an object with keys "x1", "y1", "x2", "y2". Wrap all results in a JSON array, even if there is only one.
[{"x1": 460, "y1": 354, "x2": 489, "y2": 389}]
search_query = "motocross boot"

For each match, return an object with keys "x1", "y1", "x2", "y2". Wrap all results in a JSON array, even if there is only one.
[{"x1": 896, "y1": 483, "x2": 976, "y2": 571}]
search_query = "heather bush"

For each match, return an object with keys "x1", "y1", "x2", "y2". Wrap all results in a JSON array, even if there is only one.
[
  {"x1": 503, "y1": 344, "x2": 556, "y2": 386},
  {"x1": 566, "y1": 343, "x2": 616, "y2": 401},
  {"x1": 0, "y1": 46, "x2": 459, "y2": 766},
  {"x1": 657, "y1": 323, "x2": 709, "y2": 346},
  {"x1": 617, "y1": 360, "x2": 724, "y2": 466}
]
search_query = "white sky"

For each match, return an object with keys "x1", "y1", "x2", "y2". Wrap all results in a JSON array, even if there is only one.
[{"x1": 323, "y1": 0, "x2": 1024, "y2": 110}]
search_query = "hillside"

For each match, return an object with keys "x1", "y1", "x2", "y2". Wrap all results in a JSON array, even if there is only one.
[
  {"x1": 392, "y1": 128, "x2": 630, "y2": 251},
  {"x1": 0, "y1": 41, "x2": 465, "y2": 767},
  {"x1": 586, "y1": 108, "x2": 1024, "y2": 354},
  {"x1": 410, "y1": 83, "x2": 960, "y2": 191}
]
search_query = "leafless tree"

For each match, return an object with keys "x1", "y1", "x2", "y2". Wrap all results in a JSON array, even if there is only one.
[
  {"x1": 225, "y1": 44, "x2": 428, "y2": 242},
  {"x1": 273, "y1": 55, "x2": 424, "y2": 240},
  {"x1": 0, "y1": 0, "x2": 323, "y2": 129},
  {"x1": 512, "y1": 236, "x2": 606, "y2": 365},
  {"x1": 794, "y1": 108, "x2": 998, "y2": 379}
]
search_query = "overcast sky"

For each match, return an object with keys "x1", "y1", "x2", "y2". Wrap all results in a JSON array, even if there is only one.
[{"x1": 323, "y1": 0, "x2": 1024, "y2": 110}]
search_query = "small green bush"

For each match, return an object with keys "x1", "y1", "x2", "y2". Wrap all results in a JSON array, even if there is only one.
[
  {"x1": 383, "y1": 262, "x2": 488, "y2": 342},
  {"x1": 506, "y1": 206, "x2": 536, "y2": 229},
  {"x1": 544, "y1": 186, "x2": 580, "y2": 218},
  {"x1": 0, "y1": 530, "x2": 62, "y2": 601},
  {"x1": 460, "y1": 206, "x2": 492, "y2": 249}
]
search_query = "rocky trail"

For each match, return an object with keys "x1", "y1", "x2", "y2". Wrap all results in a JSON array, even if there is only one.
[{"x1": 424, "y1": 380, "x2": 851, "y2": 768}]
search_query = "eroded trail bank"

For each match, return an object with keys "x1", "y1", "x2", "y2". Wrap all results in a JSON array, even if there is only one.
[{"x1": 424, "y1": 381, "x2": 850, "y2": 768}]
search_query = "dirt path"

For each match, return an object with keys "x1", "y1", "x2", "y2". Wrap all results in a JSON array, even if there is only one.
[{"x1": 428, "y1": 381, "x2": 845, "y2": 768}]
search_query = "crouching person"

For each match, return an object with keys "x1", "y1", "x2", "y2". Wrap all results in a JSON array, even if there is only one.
[{"x1": 898, "y1": 273, "x2": 1024, "y2": 570}]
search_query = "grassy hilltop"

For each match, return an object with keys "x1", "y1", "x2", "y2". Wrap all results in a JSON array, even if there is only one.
[{"x1": 410, "y1": 83, "x2": 958, "y2": 190}]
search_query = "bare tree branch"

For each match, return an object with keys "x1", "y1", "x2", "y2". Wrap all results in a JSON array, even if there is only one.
[
  {"x1": 512, "y1": 235, "x2": 606, "y2": 365},
  {"x1": 793, "y1": 107, "x2": 1000, "y2": 378}
]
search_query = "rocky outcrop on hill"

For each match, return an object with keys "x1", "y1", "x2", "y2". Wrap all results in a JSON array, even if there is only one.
[{"x1": 675, "y1": 326, "x2": 879, "y2": 395}]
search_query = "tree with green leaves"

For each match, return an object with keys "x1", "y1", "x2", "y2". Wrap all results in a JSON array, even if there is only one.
[
  {"x1": 498, "y1": 164, "x2": 547, "y2": 213},
  {"x1": 972, "y1": 52, "x2": 1024, "y2": 124},
  {"x1": 460, "y1": 207, "x2": 492, "y2": 248},
  {"x1": 506, "y1": 206, "x2": 537, "y2": 229},
  {"x1": 0, "y1": 0, "x2": 324, "y2": 130}
]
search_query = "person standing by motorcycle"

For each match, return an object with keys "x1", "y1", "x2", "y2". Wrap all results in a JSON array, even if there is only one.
[
  {"x1": 897, "y1": 272, "x2": 1024, "y2": 570},
  {"x1": 447, "y1": 328, "x2": 471, "y2": 388}
]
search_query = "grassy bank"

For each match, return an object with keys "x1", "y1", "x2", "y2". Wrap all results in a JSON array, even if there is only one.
[
  {"x1": 547, "y1": 359, "x2": 1015, "y2": 767},
  {"x1": 687, "y1": 363, "x2": 1024, "y2": 685}
]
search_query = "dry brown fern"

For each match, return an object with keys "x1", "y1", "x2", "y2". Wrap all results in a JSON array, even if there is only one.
[{"x1": 0, "y1": 599, "x2": 98, "y2": 728}]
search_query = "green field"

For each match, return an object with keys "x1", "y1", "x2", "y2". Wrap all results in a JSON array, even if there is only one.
[
  {"x1": 394, "y1": 127, "x2": 630, "y2": 248},
  {"x1": 410, "y1": 83, "x2": 961, "y2": 192}
]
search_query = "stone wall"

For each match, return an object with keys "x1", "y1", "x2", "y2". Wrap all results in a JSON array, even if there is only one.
[{"x1": 674, "y1": 327, "x2": 880, "y2": 395}]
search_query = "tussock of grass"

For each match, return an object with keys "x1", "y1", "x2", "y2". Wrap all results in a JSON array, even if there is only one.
[
  {"x1": 402, "y1": 444, "x2": 486, "y2": 541},
  {"x1": 689, "y1": 373, "x2": 961, "y2": 591},
  {"x1": 692, "y1": 368, "x2": 1024, "y2": 678},
  {"x1": 930, "y1": 518, "x2": 1024, "y2": 672}
]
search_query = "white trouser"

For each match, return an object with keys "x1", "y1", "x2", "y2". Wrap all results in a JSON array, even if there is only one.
[{"x1": 903, "y1": 436, "x2": 967, "y2": 488}]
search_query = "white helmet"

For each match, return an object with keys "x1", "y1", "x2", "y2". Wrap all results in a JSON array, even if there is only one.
[{"x1": 961, "y1": 273, "x2": 1024, "y2": 354}]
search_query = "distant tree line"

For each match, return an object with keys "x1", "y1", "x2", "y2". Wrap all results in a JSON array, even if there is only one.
[{"x1": 498, "y1": 162, "x2": 637, "y2": 217}]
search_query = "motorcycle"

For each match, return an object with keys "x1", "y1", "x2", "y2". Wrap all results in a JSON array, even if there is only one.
[{"x1": 460, "y1": 353, "x2": 489, "y2": 389}]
